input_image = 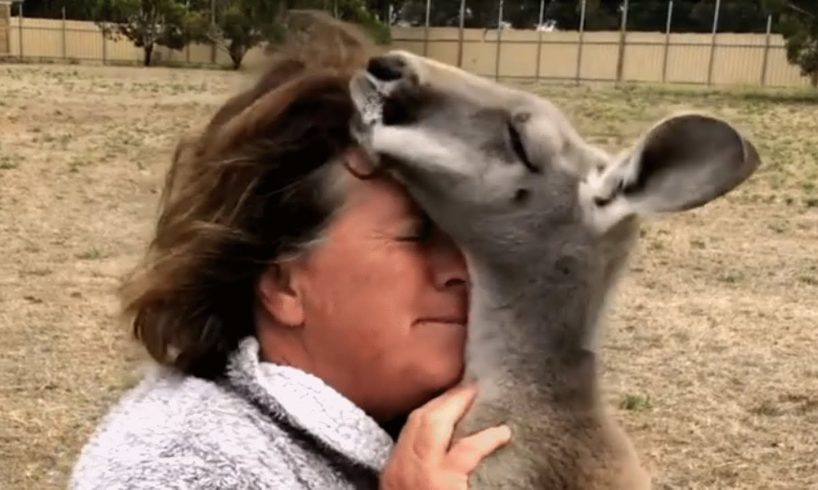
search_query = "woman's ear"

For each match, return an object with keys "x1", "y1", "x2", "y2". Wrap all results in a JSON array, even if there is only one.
[
  {"x1": 257, "y1": 263, "x2": 305, "y2": 328},
  {"x1": 342, "y1": 145, "x2": 379, "y2": 179}
]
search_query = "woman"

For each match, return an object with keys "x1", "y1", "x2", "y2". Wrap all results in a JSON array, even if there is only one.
[{"x1": 69, "y1": 15, "x2": 511, "y2": 490}]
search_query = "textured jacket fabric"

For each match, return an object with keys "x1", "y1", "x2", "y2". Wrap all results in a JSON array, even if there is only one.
[{"x1": 69, "y1": 336, "x2": 395, "y2": 489}]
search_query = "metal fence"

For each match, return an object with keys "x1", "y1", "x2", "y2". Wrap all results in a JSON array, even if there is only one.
[
  {"x1": 0, "y1": 1, "x2": 814, "y2": 88},
  {"x1": 1, "y1": 4, "x2": 231, "y2": 67},
  {"x1": 388, "y1": 0, "x2": 813, "y2": 88}
]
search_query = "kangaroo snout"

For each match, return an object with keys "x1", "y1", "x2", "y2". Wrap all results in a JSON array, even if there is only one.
[
  {"x1": 351, "y1": 53, "x2": 423, "y2": 127},
  {"x1": 367, "y1": 54, "x2": 407, "y2": 82}
]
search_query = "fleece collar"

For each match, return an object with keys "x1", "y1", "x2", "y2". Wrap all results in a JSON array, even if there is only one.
[{"x1": 225, "y1": 336, "x2": 394, "y2": 472}]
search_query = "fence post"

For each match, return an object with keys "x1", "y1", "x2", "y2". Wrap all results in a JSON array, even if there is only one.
[
  {"x1": 760, "y1": 14, "x2": 772, "y2": 86},
  {"x1": 422, "y1": 0, "x2": 431, "y2": 56},
  {"x1": 534, "y1": 0, "x2": 545, "y2": 80},
  {"x1": 17, "y1": 1, "x2": 22, "y2": 59},
  {"x1": 101, "y1": 28, "x2": 107, "y2": 64},
  {"x1": 615, "y1": 0, "x2": 629, "y2": 82},
  {"x1": 457, "y1": 0, "x2": 466, "y2": 68},
  {"x1": 494, "y1": 0, "x2": 503, "y2": 81},
  {"x1": 661, "y1": 0, "x2": 673, "y2": 83},
  {"x1": 706, "y1": 0, "x2": 721, "y2": 85},
  {"x1": 62, "y1": 7, "x2": 66, "y2": 60},
  {"x1": 575, "y1": 0, "x2": 586, "y2": 85},
  {"x1": 210, "y1": 0, "x2": 216, "y2": 64}
]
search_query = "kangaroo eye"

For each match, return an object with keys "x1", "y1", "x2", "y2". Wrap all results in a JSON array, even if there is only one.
[{"x1": 507, "y1": 122, "x2": 540, "y2": 174}]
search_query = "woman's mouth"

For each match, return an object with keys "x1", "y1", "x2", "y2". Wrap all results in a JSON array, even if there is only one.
[{"x1": 415, "y1": 317, "x2": 467, "y2": 327}]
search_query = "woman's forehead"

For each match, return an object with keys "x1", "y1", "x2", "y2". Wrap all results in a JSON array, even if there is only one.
[{"x1": 339, "y1": 168, "x2": 422, "y2": 219}]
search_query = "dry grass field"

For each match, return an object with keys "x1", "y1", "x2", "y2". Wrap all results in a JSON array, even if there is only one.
[{"x1": 1, "y1": 63, "x2": 816, "y2": 490}]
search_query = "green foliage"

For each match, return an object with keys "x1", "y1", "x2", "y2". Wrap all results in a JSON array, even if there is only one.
[
  {"x1": 763, "y1": 0, "x2": 818, "y2": 86},
  {"x1": 93, "y1": 0, "x2": 194, "y2": 66},
  {"x1": 335, "y1": 0, "x2": 391, "y2": 43},
  {"x1": 391, "y1": 0, "x2": 773, "y2": 33},
  {"x1": 187, "y1": 0, "x2": 391, "y2": 70},
  {"x1": 21, "y1": 0, "x2": 97, "y2": 20},
  {"x1": 190, "y1": 0, "x2": 288, "y2": 69},
  {"x1": 620, "y1": 393, "x2": 653, "y2": 411},
  {"x1": 289, "y1": 0, "x2": 391, "y2": 43}
]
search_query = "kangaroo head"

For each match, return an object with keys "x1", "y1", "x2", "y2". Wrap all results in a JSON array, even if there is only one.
[
  {"x1": 349, "y1": 50, "x2": 761, "y2": 351},
  {"x1": 350, "y1": 49, "x2": 759, "y2": 249}
]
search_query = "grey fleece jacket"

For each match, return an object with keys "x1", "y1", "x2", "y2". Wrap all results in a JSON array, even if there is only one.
[{"x1": 69, "y1": 336, "x2": 395, "y2": 489}]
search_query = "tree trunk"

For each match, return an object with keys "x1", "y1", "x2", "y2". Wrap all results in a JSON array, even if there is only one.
[
  {"x1": 811, "y1": 72, "x2": 817, "y2": 88},
  {"x1": 229, "y1": 42, "x2": 245, "y2": 70},
  {"x1": 144, "y1": 43, "x2": 154, "y2": 67}
]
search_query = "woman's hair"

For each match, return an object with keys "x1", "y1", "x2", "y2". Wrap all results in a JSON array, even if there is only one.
[{"x1": 120, "y1": 13, "x2": 377, "y2": 379}]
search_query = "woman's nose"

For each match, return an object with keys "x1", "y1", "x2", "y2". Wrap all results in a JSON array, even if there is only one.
[{"x1": 430, "y1": 240, "x2": 468, "y2": 291}]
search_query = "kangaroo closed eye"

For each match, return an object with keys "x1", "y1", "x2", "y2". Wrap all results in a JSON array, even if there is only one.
[{"x1": 507, "y1": 122, "x2": 539, "y2": 174}]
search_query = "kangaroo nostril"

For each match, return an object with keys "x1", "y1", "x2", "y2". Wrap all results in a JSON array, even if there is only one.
[{"x1": 367, "y1": 56, "x2": 406, "y2": 82}]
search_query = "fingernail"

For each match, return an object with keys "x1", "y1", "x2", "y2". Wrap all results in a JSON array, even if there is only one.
[{"x1": 497, "y1": 425, "x2": 512, "y2": 440}]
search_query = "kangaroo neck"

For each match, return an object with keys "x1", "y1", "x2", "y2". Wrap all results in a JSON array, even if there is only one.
[{"x1": 461, "y1": 249, "x2": 604, "y2": 401}]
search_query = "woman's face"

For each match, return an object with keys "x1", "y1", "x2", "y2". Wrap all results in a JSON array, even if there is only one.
[{"x1": 258, "y1": 156, "x2": 469, "y2": 422}]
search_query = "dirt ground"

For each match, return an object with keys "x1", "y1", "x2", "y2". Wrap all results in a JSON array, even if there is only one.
[{"x1": 1, "y1": 63, "x2": 816, "y2": 489}]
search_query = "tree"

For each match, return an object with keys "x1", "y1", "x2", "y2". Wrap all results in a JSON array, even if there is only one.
[
  {"x1": 334, "y1": 0, "x2": 392, "y2": 43},
  {"x1": 186, "y1": 0, "x2": 392, "y2": 71},
  {"x1": 544, "y1": 0, "x2": 618, "y2": 31},
  {"x1": 365, "y1": 0, "x2": 390, "y2": 23},
  {"x1": 187, "y1": 0, "x2": 287, "y2": 70},
  {"x1": 287, "y1": 0, "x2": 393, "y2": 41},
  {"x1": 763, "y1": 0, "x2": 818, "y2": 86},
  {"x1": 184, "y1": 0, "x2": 392, "y2": 71},
  {"x1": 94, "y1": 0, "x2": 194, "y2": 66}
]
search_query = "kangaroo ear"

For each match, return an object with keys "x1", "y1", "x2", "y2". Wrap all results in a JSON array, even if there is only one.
[{"x1": 579, "y1": 113, "x2": 761, "y2": 234}]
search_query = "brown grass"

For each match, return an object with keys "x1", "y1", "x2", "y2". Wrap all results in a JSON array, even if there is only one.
[{"x1": 1, "y1": 64, "x2": 816, "y2": 489}]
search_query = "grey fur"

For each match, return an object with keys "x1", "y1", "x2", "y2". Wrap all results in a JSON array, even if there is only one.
[
  {"x1": 68, "y1": 336, "x2": 393, "y2": 489},
  {"x1": 349, "y1": 51, "x2": 761, "y2": 489}
]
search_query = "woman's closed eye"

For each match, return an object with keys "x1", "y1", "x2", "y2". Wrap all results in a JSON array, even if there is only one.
[{"x1": 396, "y1": 214, "x2": 434, "y2": 243}]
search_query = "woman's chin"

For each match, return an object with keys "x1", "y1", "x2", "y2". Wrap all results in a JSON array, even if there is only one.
[{"x1": 419, "y1": 360, "x2": 465, "y2": 396}]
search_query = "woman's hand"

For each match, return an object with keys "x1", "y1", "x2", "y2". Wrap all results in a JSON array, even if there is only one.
[{"x1": 379, "y1": 384, "x2": 512, "y2": 490}]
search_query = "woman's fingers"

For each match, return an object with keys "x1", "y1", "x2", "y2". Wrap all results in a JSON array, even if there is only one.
[
  {"x1": 408, "y1": 384, "x2": 479, "y2": 460},
  {"x1": 446, "y1": 425, "x2": 512, "y2": 474},
  {"x1": 380, "y1": 383, "x2": 514, "y2": 490}
]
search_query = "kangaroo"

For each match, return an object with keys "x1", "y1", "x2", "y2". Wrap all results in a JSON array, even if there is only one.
[{"x1": 348, "y1": 50, "x2": 761, "y2": 489}]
